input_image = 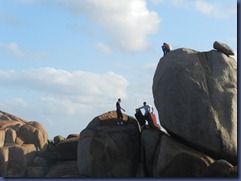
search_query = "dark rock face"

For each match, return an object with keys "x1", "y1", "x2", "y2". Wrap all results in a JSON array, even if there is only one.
[
  {"x1": 201, "y1": 159, "x2": 234, "y2": 177},
  {"x1": 152, "y1": 135, "x2": 214, "y2": 177},
  {"x1": 77, "y1": 111, "x2": 140, "y2": 177},
  {"x1": 46, "y1": 161, "x2": 79, "y2": 177},
  {"x1": 153, "y1": 47, "x2": 237, "y2": 164},
  {"x1": 140, "y1": 128, "x2": 162, "y2": 176},
  {"x1": 55, "y1": 136, "x2": 79, "y2": 161}
]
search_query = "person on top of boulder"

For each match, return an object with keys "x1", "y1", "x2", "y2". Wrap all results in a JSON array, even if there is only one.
[
  {"x1": 162, "y1": 42, "x2": 172, "y2": 56},
  {"x1": 116, "y1": 98, "x2": 125, "y2": 120}
]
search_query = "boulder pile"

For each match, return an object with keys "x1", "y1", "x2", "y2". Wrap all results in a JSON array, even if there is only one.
[
  {"x1": 0, "y1": 41, "x2": 237, "y2": 177},
  {"x1": 0, "y1": 111, "x2": 48, "y2": 177}
]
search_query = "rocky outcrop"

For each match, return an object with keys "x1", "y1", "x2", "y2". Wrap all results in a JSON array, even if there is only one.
[
  {"x1": 77, "y1": 111, "x2": 140, "y2": 177},
  {"x1": 0, "y1": 109, "x2": 237, "y2": 177},
  {"x1": 152, "y1": 43, "x2": 237, "y2": 164},
  {"x1": 0, "y1": 42, "x2": 237, "y2": 177},
  {"x1": 0, "y1": 111, "x2": 48, "y2": 177}
]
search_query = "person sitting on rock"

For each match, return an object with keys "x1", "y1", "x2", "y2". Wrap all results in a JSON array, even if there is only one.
[{"x1": 162, "y1": 42, "x2": 172, "y2": 56}]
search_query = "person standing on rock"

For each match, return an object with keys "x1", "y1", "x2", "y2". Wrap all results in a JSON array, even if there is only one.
[
  {"x1": 162, "y1": 42, "x2": 172, "y2": 56},
  {"x1": 116, "y1": 98, "x2": 125, "y2": 120}
]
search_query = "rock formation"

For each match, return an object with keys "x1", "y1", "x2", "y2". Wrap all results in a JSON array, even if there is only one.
[
  {"x1": 153, "y1": 42, "x2": 237, "y2": 164},
  {"x1": 0, "y1": 42, "x2": 237, "y2": 177},
  {"x1": 0, "y1": 110, "x2": 48, "y2": 177},
  {"x1": 77, "y1": 111, "x2": 140, "y2": 177}
]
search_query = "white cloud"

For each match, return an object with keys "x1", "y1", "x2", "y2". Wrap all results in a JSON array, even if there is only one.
[
  {"x1": 96, "y1": 42, "x2": 111, "y2": 54},
  {"x1": 193, "y1": 0, "x2": 236, "y2": 18},
  {"x1": 0, "y1": 67, "x2": 129, "y2": 101},
  {"x1": 0, "y1": 67, "x2": 130, "y2": 138},
  {"x1": 57, "y1": 0, "x2": 161, "y2": 52},
  {"x1": 150, "y1": 0, "x2": 164, "y2": 4},
  {"x1": 0, "y1": 42, "x2": 47, "y2": 60},
  {"x1": 193, "y1": 1, "x2": 222, "y2": 18},
  {"x1": 170, "y1": 0, "x2": 236, "y2": 19}
]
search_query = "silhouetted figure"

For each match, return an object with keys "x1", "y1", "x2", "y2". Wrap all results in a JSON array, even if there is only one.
[
  {"x1": 162, "y1": 42, "x2": 172, "y2": 56},
  {"x1": 116, "y1": 98, "x2": 125, "y2": 120}
]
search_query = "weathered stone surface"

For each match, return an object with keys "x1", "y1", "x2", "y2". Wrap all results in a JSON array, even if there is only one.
[
  {"x1": 0, "y1": 147, "x2": 9, "y2": 177},
  {"x1": 19, "y1": 124, "x2": 36, "y2": 143},
  {"x1": 153, "y1": 48, "x2": 237, "y2": 164},
  {"x1": 201, "y1": 159, "x2": 233, "y2": 177},
  {"x1": 31, "y1": 155, "x2": 48, "y2": 167},
  {"x1": 53, "y1": 135, "x2": 66, "y2": 145},
  {"x1": 0, "y1": 130, "x2": 5, "y2": 147},
  {"x1": 19, "y1": 122, "x2": 47, "y2": 149},
  {"x1": 67, "y1": 134, "x2": 79, "y2": 139},
  {"x1": 28, "y1": 121, "x2": 48, "y2": 145},
  {"x1": 0, "y1": 121, "x2": 23, "y2": 129},
  {"x1": 11, "y1": 123, "x2": 22, "y2": 135},
  {"x1": 27, "y1": 166, "x2": 48, "y2": 177},
  {"x1": 0, "y1": 111, "x2": 26, "y2": 129},
  {"x1": 77, "y1": 111, "x2": 140, "y2": 177},
  {"x1": 7, "y1": 145, "x2": 28, "y2": 177},
  {"x1": 46, "y1": 161, "x2": 79, "y2": 177},
  {"x1": 213, "y1": 41, "x2": 235, "y2": 56},
  {"x1": 4, "y1": 128, "x2": 17, "y2": 145},
  {"x1": 22, "y1": 144, "x2": 37, "y2": 165},
  {"x1": 15, "y1": 137, "x2": 24, "y2": 145},
  {"x1": 56, "y1": 136, "x2": 79, "y2": 160},
  {"x1": 153, "y1": 135, "x2": 214, "y2": 177},
  {"x1": 140, "y1": 128, "x2": 163, "y2": 176}
]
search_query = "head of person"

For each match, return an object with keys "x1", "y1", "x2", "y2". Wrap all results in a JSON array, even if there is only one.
[
  {"x1": 143, "y1": 102, "x2": 146, "y2": 106},
  {"x1": 118, "y1": 98, "x2": 121, "y2": 102}
]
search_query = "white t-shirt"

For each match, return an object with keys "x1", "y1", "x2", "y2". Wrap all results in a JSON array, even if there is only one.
[{"x1": 139, "y1": 105, "x2": 153, "y2": 116}]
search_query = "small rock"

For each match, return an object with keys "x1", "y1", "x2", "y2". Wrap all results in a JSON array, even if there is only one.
[{"x1": 213, "y1": 41, "x2": 234, "y2": 56}]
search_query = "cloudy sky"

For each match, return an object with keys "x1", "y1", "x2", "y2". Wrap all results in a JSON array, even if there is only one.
[{"x1": 0, "y1": 0, "x2": 237, "y2": 139}]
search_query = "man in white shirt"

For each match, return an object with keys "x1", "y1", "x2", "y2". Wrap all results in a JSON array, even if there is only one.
[{"x1": 137, "y1": 102, "x2": 154, "y2": 117}]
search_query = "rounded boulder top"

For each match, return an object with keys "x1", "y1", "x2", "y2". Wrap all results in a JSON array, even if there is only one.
[{"x1": 213, "y1": 41, "x2": 234, "y2": 56}]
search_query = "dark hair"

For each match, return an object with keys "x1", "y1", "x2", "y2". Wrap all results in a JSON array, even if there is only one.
[{"x1": 143, "y1": 102, "x2": 146, "y2": 105}]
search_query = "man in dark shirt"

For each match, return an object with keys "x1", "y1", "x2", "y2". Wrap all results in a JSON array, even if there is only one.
[{"x1": 116, "y1": 98, "x2": 125, "y2": 119}]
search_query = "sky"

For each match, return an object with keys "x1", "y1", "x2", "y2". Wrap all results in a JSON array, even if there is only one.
[{"x1": 0, "y1": 0, "x2": 237, "y2": 140}]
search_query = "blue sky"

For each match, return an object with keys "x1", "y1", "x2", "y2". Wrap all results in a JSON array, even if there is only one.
[{"x1": 0, "y1": 0, "x2": 237, "y2": 139}]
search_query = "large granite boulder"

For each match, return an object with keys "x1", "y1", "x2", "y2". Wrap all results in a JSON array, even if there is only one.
[
  {"x1": 77, "y1": 111, "x2": 140, "y2": 177},
  {"x1": 140, "y1": 128, "x2": 163, "y2": 176},
  {"x1": 55, "y1": 135, "x2": 80, "y2": 160},
  {"x1": 153, "y1": 47, "x2": 237, "y2": 164},
  {"x1": 153, "y1": 134, "x2": 214, "y2": 177}
]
